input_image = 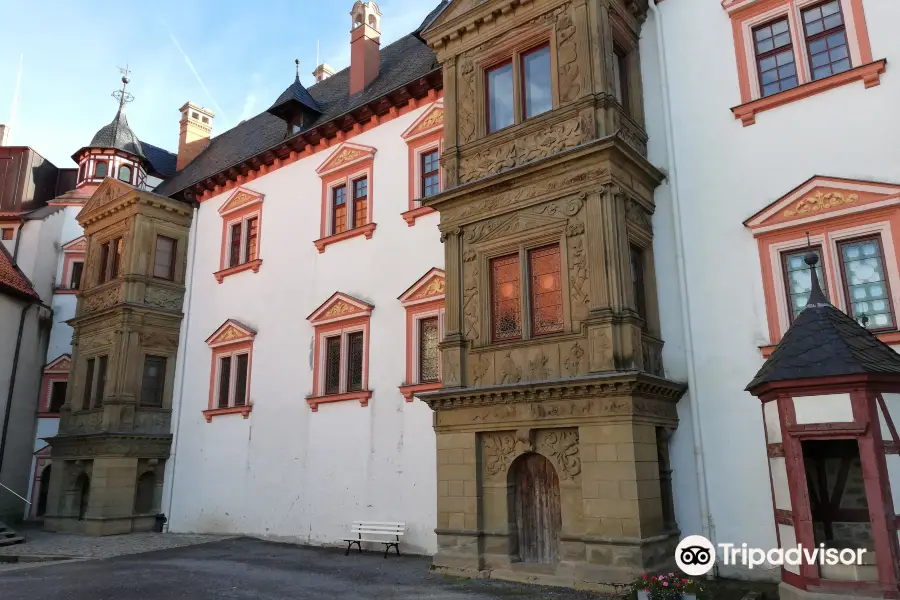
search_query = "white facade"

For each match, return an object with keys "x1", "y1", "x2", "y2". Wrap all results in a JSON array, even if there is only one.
[
  {"x1": 165, "y1": 103, "x2": 443, "y2": 553},
  {"x1": 642, "y1": 0, "x2": 900, "y2": 580}
]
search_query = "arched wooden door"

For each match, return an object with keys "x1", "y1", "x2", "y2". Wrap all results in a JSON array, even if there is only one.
[
  {"x1": 36, "y1": 465, "x2": 51, "y2": 517},
  {"x1": 511, "y1": 453, "x2": 562, "y2": 564}
]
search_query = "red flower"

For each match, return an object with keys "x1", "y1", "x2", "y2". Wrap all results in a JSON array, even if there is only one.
[{"x1": 643, "y1": 574, "x2": 648, "y2": 580}]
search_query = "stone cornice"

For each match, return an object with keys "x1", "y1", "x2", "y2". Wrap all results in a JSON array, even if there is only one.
[
  {"x1": 79, "y1": 191, "x2": 192, "y2": 228},
  {"x1": 419, "y1": 371, "x2": 687, "y2": 410}
]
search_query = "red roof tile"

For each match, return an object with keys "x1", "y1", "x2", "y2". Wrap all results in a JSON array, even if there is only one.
[{"x1": 0, "y1": 243, "x2": 39, "y2": 301}]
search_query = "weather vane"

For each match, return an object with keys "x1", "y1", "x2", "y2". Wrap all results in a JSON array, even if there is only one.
[{"x1": 111, "y1": 65, "x2": 134, "y2": 109}]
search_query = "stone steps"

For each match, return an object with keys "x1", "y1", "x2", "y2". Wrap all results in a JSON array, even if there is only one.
[{"x1": 0, "y1": 522, "x2": 24, "y2": 547}]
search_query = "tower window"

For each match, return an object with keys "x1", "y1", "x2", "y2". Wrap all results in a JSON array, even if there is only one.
[
  {"x1": 94, "y1": 161, "x2": 108, "y2": 179},
  {"x1": 118, "y1": 164, "x2": 133, "y2": 183}
]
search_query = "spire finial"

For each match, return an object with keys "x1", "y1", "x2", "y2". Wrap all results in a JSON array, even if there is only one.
[
  {"x1": 111, "y1": 65, "x2": 134, "y2": 111},
  {"x1": 804, "y1": 248, "x2": 828, "y2": 307},
  {"x1": 295, "y1": 59, "x2": 300, "y2": 82}
]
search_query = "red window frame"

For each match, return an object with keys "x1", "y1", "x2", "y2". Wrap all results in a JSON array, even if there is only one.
[
  {"x1": 752, "y1": 17, "x2": 798, "y2": 98},
  {"x1": 352, "y1": 177, "x2": 368, "y2": 229},
  {"x1": 421, "y1": 150, "x2": 440, "y2": 199},
  {"x1": 528, "y1": 244, "x2": 565, "y2": 337},
  {"x1": 491, "y1": 253, "x2": 523, "y2": 342},
  {"x1": 332, "y1": 184, "x2": 348, "y2": 235},
  {"x1": 801, "y1": 0, "x2": 851, "y2": 81},
  {"x1": 520, "y1": 43, "x2": 552, "y2": 121},
  {"x1": 486, "y1": 59, "x2": 514, "y2": 134}
]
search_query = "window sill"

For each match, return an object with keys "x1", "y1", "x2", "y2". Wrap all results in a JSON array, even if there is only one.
[
  {"x1": 402, "y1": 206, "x2": 436, "y2": 227},
  {"x1": 203, "y1": 405, "x2": 253, "y2": 422},
  {"x1": 38, "y1": 412, "x2": 60, "y2": 418},
  {"x1": 54, "y1": 288, "x2": 79, "y2": 295},
  {"x1": 760, "y1": 328, "x2": 900, "y2": 358},
  {"x1": 314, "y1": 223, "x2": 377, "y2": 253},
  {"x1": 214, "y1": 259, "x2": 263, "y2": 283},
  {"x1": 732, "y1": 60, "x2": 886, "y2": 127},
  {"x1": 306, "y1": 390, "x2": 372, "y2": 412},
  {"x1": 399, "y1": 382, "x2": 441, "y2": 402}
]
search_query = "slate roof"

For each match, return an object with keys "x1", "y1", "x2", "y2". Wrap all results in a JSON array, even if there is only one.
[
  {"x1": 417, "y1": 0, "x2": 450, "y2": 36},
  {"x1": 746, "y1": 263, "x2": 900, "y2": 390},
  {"x1": 269, "y1": 77, "x2": 322, "y2": 116},
  {"x1": 141, "y1": 141, "x2": 178, "y2": 178},
  {"x1": 155, "y1": 32, "x2": 439, "y2": 197},
  {"x1": 85, "y1": 108, "x2": 145, "y2": 159},
  {"x1": 0, "y1": 241, "x2": 39, "y2": 302}
]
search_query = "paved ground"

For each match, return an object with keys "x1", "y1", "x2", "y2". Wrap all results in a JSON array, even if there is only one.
[
  {"x1": 0, "y1": 526, "x2": 227, "y2": 560},
  {"x1": 0, "y1": 537, "x2": 614, "y2": 600}
]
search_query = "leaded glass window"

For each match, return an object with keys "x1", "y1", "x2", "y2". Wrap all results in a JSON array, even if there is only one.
[
  {"x1": 218, "y1": 356, "x2": 232, "y2": 408},
  {"x1": 839, "y1": 237, "x2": 894, "y2": 330},
  {"x1": 491, "y1": 254, "x2": 522, "y2": 341},
  {"x1": 347, "y1": 331, "x2": 364, "y2": 392},
  {"x1": 325, "y1": 336, "x2": 341, "y2": 395},
  {"x1": 529, "y1": 245, "x2": 564, "y2": 336},
  {"x1": 782, "y1": 247, "x2": 825, "y2": 321},
  {"x1": 419, "y1": 317, "x2": 440, "y2": 383}
]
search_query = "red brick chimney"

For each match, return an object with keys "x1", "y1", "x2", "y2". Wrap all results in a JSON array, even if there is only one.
[{"x1": 349, "y1": 1, "x2": 382, "y2": 96}]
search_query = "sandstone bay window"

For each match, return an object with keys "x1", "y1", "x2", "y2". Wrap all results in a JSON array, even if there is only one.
[
  {"x1": 153, "y1": 235, "x2": 176, "y2": 281},
  {"x1": 490, "y1": 244, "x2": 565, "y2": 344},
  {"x1": 726, "y1": 0, "x2": 883, "y2": 126},
  {"x1": 315, "y1": 142, "x2": 377, "y2": 252},
  {"x1": 630, "y1": 244, "x2": 648, "y2": 325},
  {"x1": 307, "y1": 292, "x2": 373, "y2": 411},
  {"x1": 400, "y1": 101, "x2": 444, "y2": 226},
  {"x1": 399, "y1": 268, "x2": 446, "y2": 400},
  {"x1": 140, "y1": 355, "x2": 167, "y2": 407},
  {"x1": 215, "y1": 187, "x2": 264, "y2": 283},
  {"x1": 486, "y1": 42, "x2": 553, "y2": 134},
  {"x1": 204, "y1": 319, "x2": 256, "y2": 421}
]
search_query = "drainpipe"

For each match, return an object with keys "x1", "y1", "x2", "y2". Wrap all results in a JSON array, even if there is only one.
[
  {"x1": 0, "y1": 303, "x2": 31, "y2": 482},
  {"x1": 162, "y1": 204, "x2": 199, "y2": 531},
  {"x1": 647, "y1": 0, "x2": 716, "y2": 557}
]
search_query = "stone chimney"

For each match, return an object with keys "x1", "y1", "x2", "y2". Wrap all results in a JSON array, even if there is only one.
[
  {"x1": 349, "y1": 1, "x2": 382, "y2": 96},
  {"x1": 312, "y1": 63, "x2": 336, "y2": 83},
  {"x1": 177, "y1": 103, "x2": 215, "y2": 171},
  {"x1": 0, "y1": 124, "x2": 7, "y2": 146}
]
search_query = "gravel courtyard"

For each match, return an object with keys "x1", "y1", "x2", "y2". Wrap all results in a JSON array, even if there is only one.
[{"x1": 0, "y1": 537, "x2": 612, "y2": 600}]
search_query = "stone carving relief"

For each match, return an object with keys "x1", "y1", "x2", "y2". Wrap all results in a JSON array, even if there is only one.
[
  {"x1": 625, "y1": 199, "x2": 652, "y2": 231},
  {"x1": 84, "y1": 287, "x2": 119, "y2": 312},
  {"x1": 537, "y1": 429, "x2": 581, "y2": 480},
  {"x1": 67, "y1": 410, "x2": 104, "y2": 434},
  {"x1": 458, "y1": 59, "x2": 476, "y2": 144},
  {"x1": 556, "y1": 12, "x2": 581, "y2": 103},
  {"x1": 499, "y1": 352, "x2": 522, "y2": 385},
  {"x1": 568, "y1": 237, "x2": 589, "y2": 310},
  {"x1": 592, "y1": 329, "x2": 614, "y2": 370},
  {"x1": 529, "y1": 350, "x2": 550, "y2": 381},
  {"x1": 464, "y1": 194, "x2": 584, "y2": 245},
  {"x1": 483, "y1": 432, "x2": 517, "y2": 479},
  {"x1": 144, "y1": 287, "x2": 184, "y2": 311},
  {"x1": 80, "y1": 331, "x2": 114, "y2": 352},
  {"x1": 564, "y1": 342, "x2": 584, "y2": 377},
  {"x1": 142, "y1": 332, "x2": 179, "y2": 351},
  {"x1": 134, "y1": 411, "x2": 171, "y2": 434},
  {"x1": 784, "y1": 191, "x2": 858, "y2": 218},
  {"x1": 462, "y1": 250, "x2": 480, "y2": 341},
  {"x1": 459, "y1": 116, "x2": 588, "y2": 184},
  {"x1": 472, "y1": 354, "x2": 491, "y2": 387}
]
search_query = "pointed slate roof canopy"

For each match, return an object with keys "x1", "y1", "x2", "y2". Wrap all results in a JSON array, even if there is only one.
[
  {"x1": 79, "y1": 107, "x2": 146, "y2": 160},
  {"x1": 268, "y1": 60, "x2": 322, "y2": 123},
  {"x1": 746, "y1": 252, "x2": 900, "y2": 391}
]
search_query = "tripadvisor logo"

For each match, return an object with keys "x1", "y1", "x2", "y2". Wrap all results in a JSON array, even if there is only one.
[{"x1": 674, "y1": 535, "x2": 868, "y2": 577}]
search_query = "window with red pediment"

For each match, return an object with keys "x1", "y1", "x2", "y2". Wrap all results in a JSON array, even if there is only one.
[
  {"x1": 204, "y1": 320, "x2": 256, "y2": 421},
  {"x1": 401, "y1": 101, "x2": 443, "y2": 226},
  {"x1": 307, "y1": 293, "x2": 373, "y2": 411},
  {"x1": 214, "y1": 188, "x2": 264, "y2": 283},
  {"x1": 315, "y1": 143, "x2": 377, "y2": 252},
  {"x1": 399, "y1": 269, "x2": 445, "y2": 401}
]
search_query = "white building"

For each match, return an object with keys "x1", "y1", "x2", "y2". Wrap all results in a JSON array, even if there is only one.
[
  {"x1": 158, "y1": 3, "x2": 447, "y2": 553},
  {"x1": 643, "y1": 0, "x2": 900, "y2": 583}
]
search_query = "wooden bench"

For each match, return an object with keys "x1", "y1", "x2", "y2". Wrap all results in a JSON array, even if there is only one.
[{"x1": 344, "y1": 521, "x2": 405, "y2": 558}]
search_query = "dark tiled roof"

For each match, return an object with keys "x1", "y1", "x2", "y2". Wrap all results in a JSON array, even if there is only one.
[
  {"x1": 141, "y1": 141, "x2": 178, "y2": 178},
  {"x1": 0, "y1": 242, "x2": 39, "y2": 301},
  {"x1": 746, "y1": 302, "x2": 900, "y2": 390},
  {"x1": 417, "y1": 0, "x2": 449, "y2": 35},
  {"x1": 155, "y1": 33, "x2": 439, "y2": 197},
  {"x1": 269, "y1": 78, "x2": 322, "y2": 115},
  {"x1": 86, "y1": 108, "x2": 145, "y2": 159}
]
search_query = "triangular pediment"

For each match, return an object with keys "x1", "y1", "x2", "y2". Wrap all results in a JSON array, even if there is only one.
[
  {"x1": 399, "y1": 268, "x2": 446, "y2": 305},
  {"x1": 308, "y1": 292, "x2": 374, "y2": 324},
  {"x1": 315, "y1": 142, "x2": 377, "y2": 176},
  {"x1": 465, "y1": 210, "x2": 570, "y2": 244},
  {"x1": 744, "y1": 176, "x2": 900, "y2": 234},
  {"x1": 78, "y1": 177, "x2": 135, "y2": 218},
  {"x1": 44, "y1": 354, "x2": 72, "y2": 373},
  {"x1": 721, "y1": 0, "x2": 762, "y2": 15},
  {"x1": 424, "y1": 0, "x2": 489, "y2": 34},
  {"x1": 402, "y1": 101, "x2": 444, "y2": 141},
  {"x1": 218, "y1": 187, "x2": 264, "y2": 216},
  {"x1": 61, "y1": 236, "x2": 87, "y2": 252},
  {"x1": 206, "y1": 319, "x2": 257, "y2": 347}
]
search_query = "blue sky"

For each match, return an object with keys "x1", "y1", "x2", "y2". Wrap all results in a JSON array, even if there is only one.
[{"x1": 0, "y1": 0, "x2": 437, "y2": 168}]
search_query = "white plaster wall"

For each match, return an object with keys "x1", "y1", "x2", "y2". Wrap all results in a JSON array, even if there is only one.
[
  {"x1": 643, "y1": 0, "x2": 900, "y2": 581},
  {"x1": 16, "y1": 210, "x2": 65, "y2": 302},
  {"x1": 59, "y1": 206, "x2": 84, "y2": 249},
  {"x1": 23, "y1": 417, "x2": 59, "y2": 519},
  {"x1": 47, "y1": 295, "x2": 76, "y2": 363},
  {"x1": 166, "y1": 104, "x2": 442, "y2": 553}
]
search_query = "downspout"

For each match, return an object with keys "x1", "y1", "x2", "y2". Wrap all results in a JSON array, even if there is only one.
[
  {"x1": 0, "y1": 303, "x2": 31, "y2": 480},
  {"x1": 162, "y1": 204, "x2": 199, "y2": 531},
  {"x1": 647, "y1": 0, "x2": 716, "y2": 556}
]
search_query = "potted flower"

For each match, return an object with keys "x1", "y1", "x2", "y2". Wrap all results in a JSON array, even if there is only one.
[{"x1": 628, "y1": 573, "x2": 705, "y2": 600}]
